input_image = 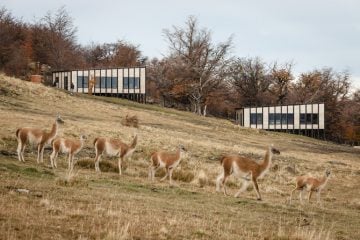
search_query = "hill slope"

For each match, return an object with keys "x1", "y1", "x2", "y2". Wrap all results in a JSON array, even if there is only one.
[{"x1": 0, "y1": 74, "x2": 359, "y2": 240}]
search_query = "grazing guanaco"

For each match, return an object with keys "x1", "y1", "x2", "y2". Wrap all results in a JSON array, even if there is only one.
[
  {"x1": 16, "y1": 115, "x2": 64, "y2": 163},
  {"x1": 93, "y1": 135, "x2": 137, "y2": 175},
  {"x1": 148, "y1": 145, "x2": 187, "y2": 185},
  {"x1": 216, "y1": 145, "x2": 280, "y2": 200},
  {"x1": 289, "y1": 169, "x2": 331, "y2": 204},
  {"x1": 50, "y1": 135, "x2": 87, "y2": 171}
]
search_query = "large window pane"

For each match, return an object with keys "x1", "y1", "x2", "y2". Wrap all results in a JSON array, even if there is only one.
[
  {"x1": 77, "y1": 76, "x2": 83, "y2": 88},
  {"x1": 111, "y1": 77, "x2": 118, "y2": 88},
  {"x1": 287, "y1": 114, "x2": 294, "y2": 124},
  {"x1": 83, "y1": 76, "x2": 88, "y2": 88},
  {"x1": 300, "y1": 113, "x2": 318, "y2": 124},
  {"x1": 250, "y1": 113, "x2": 262, "y2": 124},
  {"x1": 106, "y1": 77, "x2": 111, "y2": 88},
  {"x1": 101, "y1": 77, "x2": 106, "y2": 88},
  {"x1": 269, "y1": 113, "x2": 275, "y2": 124},
  {"x1": 275, "y1": 113, "x2": 281, "y2": 124},
  {"x1": 250, "y1": 113, "x2": 257, "y2": 124},
  {"x1": 95, "y1": 77, "x2": 100, "y2": 88},
  {"x1": 312, "y1": 114, "x2": 318, "y2": 124},
  {"x1": 123, "y1": 77, "x2": 139, "y2": 89},
  {"x1": 134, "y1": 77, "x2": 140, "y2": 89},
  {"x1": 300, "y1": 114, "x2": 306, "y2": 124},
  {"x1": 123, "y1": 77, "x2": 129, "y2": 89}
]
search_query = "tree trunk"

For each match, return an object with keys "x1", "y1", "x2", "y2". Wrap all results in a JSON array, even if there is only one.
[{"x1": 203, "y1": 104, "x2": 207, "y2": 117}]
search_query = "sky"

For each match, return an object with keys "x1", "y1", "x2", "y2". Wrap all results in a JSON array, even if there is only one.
[{"x1": 2, "y1": 0, "x2": 360, "y2": 89}]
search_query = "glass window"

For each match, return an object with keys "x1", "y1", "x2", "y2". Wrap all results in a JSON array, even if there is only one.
[
  {"x1": 106, "y1": 77, "x2": 111, "y2": 88},
  {"x1": 111, "y1": 77, "x2": 118, "y2": 88},
  {"x1": 83, "y1": 76, "x2": 88, "y2": 88},
  {"x1": 134, "y1": 77, "x2": 140, "y2": 89},
  {"x1": 77, "y1": 76, "x2": 83, "y2": 88},
  {"x1": 300, "y1": 114, "x2": 306, "y2": 124},
  {"x1": 250, "y1": 113, "x2": 262, "y2": 125},
  {"x1": 101, "y1": 77, "x2": 106, "y2": 88},
  {"x1": 95, "y1": 77, "x2": 100, "y2": 88},
  {"x1": 300, "y1": 113, "x2": 318, "y2": 124},
  {"x1": 129, "y1": 78, "x2": 134, "y2": 89},
  {"x1": 275, "y1": 113, "x2": 281, "y2": 124},
  {"x1": 269, "y1": 113, "x2": 275, "y2": 125},
  {"x1": 281, "y1": 114, "x2": 287, "y2": 124},
  {"x1": 287, "y1": 114, "x2": 294, "y2": 125},
  {"x1": 77, "y1": 76, "x2": 88, "y2": 88},
  {"x1": 123, "y1": 77, "x2": 129, "y2": 89},
  {"x1": 250, "y1": 113, "x2": 256, "y2": 124},
  {"x1": 123, "y1": 77, "x2": 140, "y2": 89},
  {"x1": 312, "y1": 114, "x2": 318, "y2": 124},
  {"x1": 306, "y1": 114, "x2": 312, "y2": 124}
]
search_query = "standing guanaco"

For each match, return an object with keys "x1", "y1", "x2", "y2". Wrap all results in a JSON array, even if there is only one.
[
  {"x1": 290, "y1": 169, "x2": 331, "y2": 204},
  {"x1": 216, "y1": 145, "x2": 280, "y2": 200},
  {"x1": 16, "y1": 115, "x2": 64, "y2": 163}
]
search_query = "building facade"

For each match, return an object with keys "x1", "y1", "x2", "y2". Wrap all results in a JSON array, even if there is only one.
[
  {"x1": 235, "y1": 103, "x2": 325, "y2": 138},
  {"x1": 52, "y1": 67, "x2": 146, "y2": 102}
]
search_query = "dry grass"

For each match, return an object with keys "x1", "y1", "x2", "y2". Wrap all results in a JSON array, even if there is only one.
[{"x1": 1, "y1": 74, "x2": 360, "y2": 239}]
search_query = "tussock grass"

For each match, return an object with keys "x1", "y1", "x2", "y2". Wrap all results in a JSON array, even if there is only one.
[
  {"x1": 121, "y1": 114, "x2": 139, "y2": 128},
  {"x1": 76, "y1": 158, "x2": 120, "y2": 173},
  {"x1": 1, "y1": 74, "x2": 360, "y2": 239}
]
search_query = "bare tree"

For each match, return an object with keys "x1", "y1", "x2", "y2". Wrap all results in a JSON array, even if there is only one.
[
  {"x1": 32, "y1": 6, "x2": 81, "y2": 70},
  {"x1": 163, "y1": 16, "x2": 232, "y2": 115},
  {"x1": 83, "y1": 40, "x2": 144, "y2": 68},
  {"x1": 230, "y1": 57, "x2": 272, "y2": 106}
]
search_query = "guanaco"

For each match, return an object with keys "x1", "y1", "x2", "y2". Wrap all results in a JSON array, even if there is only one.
[
  {"x1": 216, "y1": 145, "x2": 280, "y2": 200},
  {"x1": 16, "y1": 115, "x2": 64, "y2": 163},
  {"x1": 50, "y1": 135, "x2": 87, "y2": 171},
  {"x1": 148, "y1": 145, "x2": 187, "y2": 185},
  {"x1": 93, "y1": 135, "x2": 137, "y2": 175},
  {"x1": 289, "y1": 169, "x2": 331, "y2": 204}
]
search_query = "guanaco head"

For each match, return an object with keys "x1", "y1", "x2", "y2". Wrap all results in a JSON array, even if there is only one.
[
  {"x1": 80, "y1": 134, "x2": 87, "y2": 141},
  {"x1": 325, "y1": 169, "x2": 331, "y2": 177},
  {"x1": 179, "y1": 144, "x2": 187, "y2": 152},
  {"x1": 270, "y1": 146, "x2": 280, "y2": 155},
  {"x1": 56, "y1": 114, "x2": 65, "y2": 124}
]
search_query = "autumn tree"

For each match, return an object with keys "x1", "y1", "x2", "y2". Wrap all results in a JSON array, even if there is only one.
[
  {"x1": 268, "y1": 62, "x2": 294, "y2": 105},
  {"x1": 0, "y1": 7, "x2": 29, "y2": 77},
  {"x1": 292, "y1": 68, "x2": 351, "y2": 142},
  {"x1": 163, "y1": 16, "x2": 232, "y2": 115}
]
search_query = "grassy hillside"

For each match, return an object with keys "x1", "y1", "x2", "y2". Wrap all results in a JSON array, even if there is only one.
[{"x1": 0, "y1": 74, "x2": 359, "y2": 240}]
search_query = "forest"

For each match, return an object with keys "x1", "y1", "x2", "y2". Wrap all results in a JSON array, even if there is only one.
[{"x1": 0, "y1": 6, "x2": 359, "y2": 144}]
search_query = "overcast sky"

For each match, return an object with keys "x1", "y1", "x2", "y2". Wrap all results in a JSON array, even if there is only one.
[{"x1": 3, "y1": 0, "x2": 360, "y2": 88}]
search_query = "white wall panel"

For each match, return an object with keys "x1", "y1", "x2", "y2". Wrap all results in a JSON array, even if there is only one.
[
  {"x1": 140, "y1": 67, "x2": 146, "y2": 94},
  {"x1": 263, "y1": 107, "x2": 268, "y2": 129},
  {"x1": 319, "y1": 103, "x2": 325, "y2": 129},
  {"x1": 244, "y1": 108, "x2": 250, "y2": 127}
]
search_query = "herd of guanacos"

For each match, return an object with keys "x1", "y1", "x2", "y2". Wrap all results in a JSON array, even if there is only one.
[{"x1": 15, "y1": 114, "x2": 331, "y2": 204}]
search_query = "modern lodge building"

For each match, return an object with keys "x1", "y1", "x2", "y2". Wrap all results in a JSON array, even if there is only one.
[
  {"x1": 52, "y1": 67, "x2": 146, "y2": 102},
  {"x1": 235, "y1": 103, "x2": 325, "y2": 138}
]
